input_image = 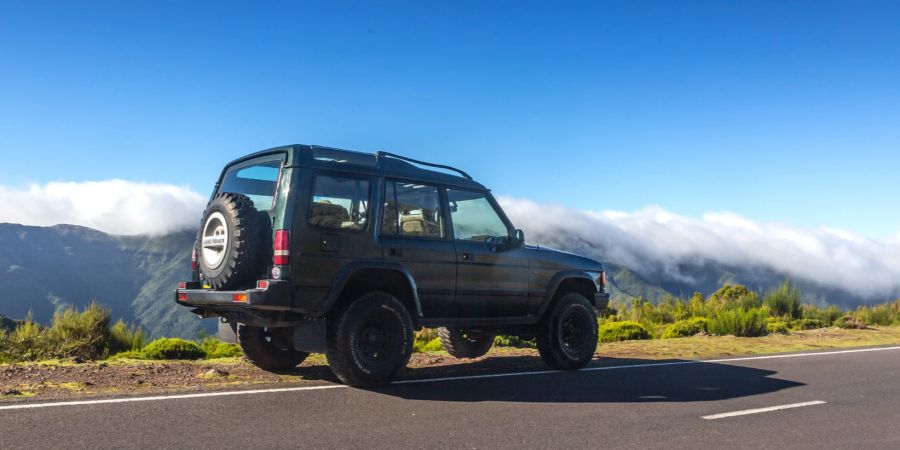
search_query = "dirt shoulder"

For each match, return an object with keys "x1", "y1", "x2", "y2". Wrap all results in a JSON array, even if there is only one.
[{"x1": 2, "y1": 326, "x2": 899, "y2": 402}]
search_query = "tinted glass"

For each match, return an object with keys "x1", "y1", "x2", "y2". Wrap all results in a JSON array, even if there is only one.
[
  {"x1": 218, "y1": 154, "x2": 284, "y2": 211},
  {"x1": 447, "y1": 189, "x2": 508, "y2": 242},
  {"x1": 383, "y1": 181, "x2": 444, "y2": 239},
  {"x1": 382, "y1": 181, "x2": 398, "y2": 235},
  {"x1": 309, "y1": 175, "x2": 370, "y2": 231}
]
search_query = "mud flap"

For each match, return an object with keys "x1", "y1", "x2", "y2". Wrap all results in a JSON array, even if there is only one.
[{"x1": 293, "y1": 319, "x2": 327, "y2": 353}]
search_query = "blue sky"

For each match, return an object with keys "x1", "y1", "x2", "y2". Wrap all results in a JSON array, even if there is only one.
[{"x1": 2, "y1": 1, "x2": 899, "y2": 237}]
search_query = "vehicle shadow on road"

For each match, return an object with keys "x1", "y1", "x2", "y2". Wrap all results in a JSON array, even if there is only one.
[{"x1": 377, "y1": 356, "x2": 804, "y2": 403}]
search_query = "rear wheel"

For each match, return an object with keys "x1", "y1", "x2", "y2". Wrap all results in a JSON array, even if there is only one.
[
  {"x1": 536, "y1": 292, "x2": 598, "y2": 370},
  {"x1": 438, "y1": 328, "x2": 495, "y2": 359},
  {"x1": 237, "y1": 324, "x2": 309, "y2": 371},
  {"x1": 326, "y1": 292, "x2": 414, "y2": 387}
]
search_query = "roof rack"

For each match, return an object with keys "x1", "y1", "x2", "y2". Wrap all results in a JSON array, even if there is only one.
[{"x1": 376, "y1": 151, "x2": 473, "y2": 180}]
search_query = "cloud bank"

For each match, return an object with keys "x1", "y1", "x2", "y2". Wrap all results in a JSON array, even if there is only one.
[
  {"x1": 499, "y1": 197, "x2": 900, "y2": 300},
  {"x1": 1, "y1": 180, "x2": 897, "y2": 298},
  {"x1": 0, "y1": 180, "x2": 207, "y2": 235}
]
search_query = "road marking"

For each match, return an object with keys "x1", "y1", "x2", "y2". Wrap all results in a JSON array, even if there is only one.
[
  {"x1": 396, "y1": 345, "x2": 900, "y2": 385},
  {"x1": 0, "y1": 385, "x2": 346, "y2": 411},
  {"x1": 701, "y1": 400, "x2": 827, "y2": 420},
  {"x1": 1, "y1": 345, "x2": 898, "y2": 411}
]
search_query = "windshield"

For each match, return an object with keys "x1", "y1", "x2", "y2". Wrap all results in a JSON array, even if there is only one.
[{"x1": 217, "y1": 153, "x2": 285, "y2": 211}]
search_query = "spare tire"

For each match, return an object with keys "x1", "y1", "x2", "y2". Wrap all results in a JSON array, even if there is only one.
[{"x1": 198, "y1": 192, "x2": 267, "y2": 290}]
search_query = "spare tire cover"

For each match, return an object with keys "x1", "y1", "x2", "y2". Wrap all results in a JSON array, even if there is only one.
[{"x1": 198, "y1": 192, "x2": 265, "y2": 290}]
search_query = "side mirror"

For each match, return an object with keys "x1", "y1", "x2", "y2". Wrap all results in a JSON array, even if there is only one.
[{"x1": 511, "y1": 229, "x2": 525, "y2": 248}]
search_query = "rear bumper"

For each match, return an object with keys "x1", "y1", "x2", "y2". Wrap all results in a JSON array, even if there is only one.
[
  {"x1": 594, "y1": 292, "x2": 611, "y2": 310},
  {"x1": 174, "y1": 280, "x2": 292, "y2": 311}
]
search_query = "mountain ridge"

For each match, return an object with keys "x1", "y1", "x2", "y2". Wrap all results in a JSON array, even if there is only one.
[{"x1": 0, "y1": 222, "x2": 893, "y2": 337}]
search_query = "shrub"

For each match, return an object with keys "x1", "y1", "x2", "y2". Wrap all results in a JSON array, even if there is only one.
[
  {"x1": 764, "y1": 281, "x2": 802, "y2": 319},
  {"x1": 3, "y1": 312, "x2": 48, "y2": 361},
  {"x1": 766, "y1": 318, "x2": 790, "y2": 334},
  {"x1": 793, "y1": 318, "x2": 826, "y2": 330},
  {"x1": 801, "y1": 304, "x2": 843, "y2": 326},
  {"x1": 46, "y1": 302, "x2": 114, "y2": 360},
  {"x1": 709, "y1": 284, "x2": 761, "y2": 310},
  {"x1": 414, "y1": 337, "x2": 443, "y2": 353},
  {"x1": 708, "y1": 308, "x2": 768, "y2": 337},
  {"x1": 662, "y1": 317, "x2": 709, "y2": 339},
  {"x1": 599, "y1": 321, "x2": 652, "y2": 343},
  {"x1": 142, "y1": 338, "x2": 204, "y2": 360},
  {"x1": 856, "y1": 302, "x2": 898, "y2": 326},
  {"x1": 494, "y1": 335, "x2": 537, "y2": 348},
  {"x1": 413, "y1": 329, "x2": 441, "y2": 353},
  {"x1": 836, "y1": 315, "x2": 866, "y2": 330},
  {"x1": 109, "y1": 320, "x2": 145, "y2": 354},
  {"x1": 199, "y1": 337, "x2": 242, "y2": 359}
]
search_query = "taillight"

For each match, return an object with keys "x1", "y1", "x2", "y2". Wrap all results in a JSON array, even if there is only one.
[
  {"x1": 600, "y1": 271, "x2": 607, "y2": 289},
  {"x1": 274, "y1": 229, "x2": 290, "y2": 265},
  {"x1": 191, "y1": 247, "x2": 198, "y2": 271}
]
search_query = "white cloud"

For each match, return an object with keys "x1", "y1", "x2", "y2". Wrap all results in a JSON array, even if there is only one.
[
  {"x1": 2, "y1": 180, "x2": 897, "y2": 298},
  {"x1": 498, "y1": 197, "x2": 900, "y2": 299},
  {"x1": 0, "y1": 180, "x2": 206, "y2": 235}
]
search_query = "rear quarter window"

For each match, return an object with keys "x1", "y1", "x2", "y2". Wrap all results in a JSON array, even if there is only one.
[{"x1": 309, "y1": 174, "x2": 371, "y2": 231}]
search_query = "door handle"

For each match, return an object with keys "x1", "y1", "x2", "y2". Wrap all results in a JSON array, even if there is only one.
[
  {"x1": 389, "y1": 248, "x2": 403, "y2": 257},
  {"x1": 461, "y1": 252, "x2": 473, "y2": 262}
]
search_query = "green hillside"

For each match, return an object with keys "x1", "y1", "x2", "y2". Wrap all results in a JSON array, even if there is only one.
[{"x1": 0, "y1": 223, "x2": 209, "y2": 339}]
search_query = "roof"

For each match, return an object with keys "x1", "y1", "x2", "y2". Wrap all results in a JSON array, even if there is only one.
[{"x1": 226, "y1": 144, "x2": 486, "y2": 190}]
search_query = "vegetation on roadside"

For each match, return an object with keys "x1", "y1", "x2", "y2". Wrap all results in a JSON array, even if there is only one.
[
  {"x1": 0, "y1": 302, "x2": 143, "y2": 362},
  {"x1": 600, "y1": 281, "x2": 900, "y2": 340},
  {"x1": 0, "y1": 303, "x2": 239, "y2": 363},
  {"x1": 599, "y1": 321, "x2": 652, "y2": 343},
  {"x1": 2, "y1": 281, "x2": 899, "y2": 362}
]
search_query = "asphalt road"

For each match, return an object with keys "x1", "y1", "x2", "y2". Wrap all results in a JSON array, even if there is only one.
[{"x1": 2, "y1": 346, "x2": 899, "y2": 449}]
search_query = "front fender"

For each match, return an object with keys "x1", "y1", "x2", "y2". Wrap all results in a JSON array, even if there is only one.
[{"x1": 537, "y1": 270, "x2": 603, "y2": 317}]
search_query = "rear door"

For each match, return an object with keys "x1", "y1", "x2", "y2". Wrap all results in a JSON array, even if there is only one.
[
  {"x1": 292, "y1": 171, "x2": 379, "y2": 305},
  {"x1": 381, "y1": 179, "x2": 457, "y2": 318},
  {"x1": 447, "y1": 189, "x2": 532, "y2": 318}
]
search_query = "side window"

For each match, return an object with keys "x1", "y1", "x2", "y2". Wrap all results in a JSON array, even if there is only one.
[
  {"x1": 446, "y1": 189, "x2": 509, "y2": 242},
  {"x1": 382, "y1": 181, "x2": 444, "y2": 239},
  {"x1": 309, "y1": 175, "x2": 370, "y2": 231}
]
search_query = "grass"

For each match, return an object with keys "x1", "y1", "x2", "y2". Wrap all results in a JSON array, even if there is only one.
[{"x1": 597, "y1": 326, "x2": 900, "y2": 360}]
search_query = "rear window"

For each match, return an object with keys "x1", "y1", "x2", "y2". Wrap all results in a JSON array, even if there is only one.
[{"x1": 218, "y1": 154, "x2": 285, "y2": 211}]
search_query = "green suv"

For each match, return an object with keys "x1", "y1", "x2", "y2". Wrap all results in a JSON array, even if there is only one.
[{"x1": 176, "y1": 145, "x2": 609, "y2": 387}]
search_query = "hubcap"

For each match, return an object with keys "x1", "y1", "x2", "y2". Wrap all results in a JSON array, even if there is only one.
[
  {"x1": 558, "y1": 308, "x2": 592, "y2": 356},
  {"x1": 359, "y1": 321, "x2": 390, "y2": 360},
  {"x1": 201, "y1": 212, "x2": 229, "y2": 269},
  {"x1": 562, "y1": 316, "x2": 582, "y2": 350}
]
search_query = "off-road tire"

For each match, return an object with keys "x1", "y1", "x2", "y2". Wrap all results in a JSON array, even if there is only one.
[
  {"x1": 438, "y1": 328, "x2": 495, "y2": 359},
  {"x1": 536, "y1": 292, "x2": 598, "y2": 370},
  {"x1": 198, "y1": 192, "x2": 266, "y2": 290},
  {"x1": 325, "y1": 292, "x2": 414, "y2": 387},
  {"x1": 237, "y1": 324, "x2": 309, "y2": 371}
]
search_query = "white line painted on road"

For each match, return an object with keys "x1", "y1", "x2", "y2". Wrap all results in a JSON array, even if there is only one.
[
  {"x1": 2, "y1": 345, "x2": 898, "y2": 411},
  {"x1": 0, "y1": 385, "x2": 346, "y2": 411},
  {"x1": 397, "y1": 345, "x2": 900, "y2": 385},
  {"x1": 701, "y1": 400, "x2": 827, "y2": 420}
]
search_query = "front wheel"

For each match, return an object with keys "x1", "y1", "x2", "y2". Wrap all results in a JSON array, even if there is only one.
[
  {"x1": 237, "y1": 324, "x2": 309, "y2": 371},
  {"x1": 536, "y1": 292, "x2": 598, "y2": 370},
  {"x1": 325, "y1": 292, "x2": 414, "y2": 387}
]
